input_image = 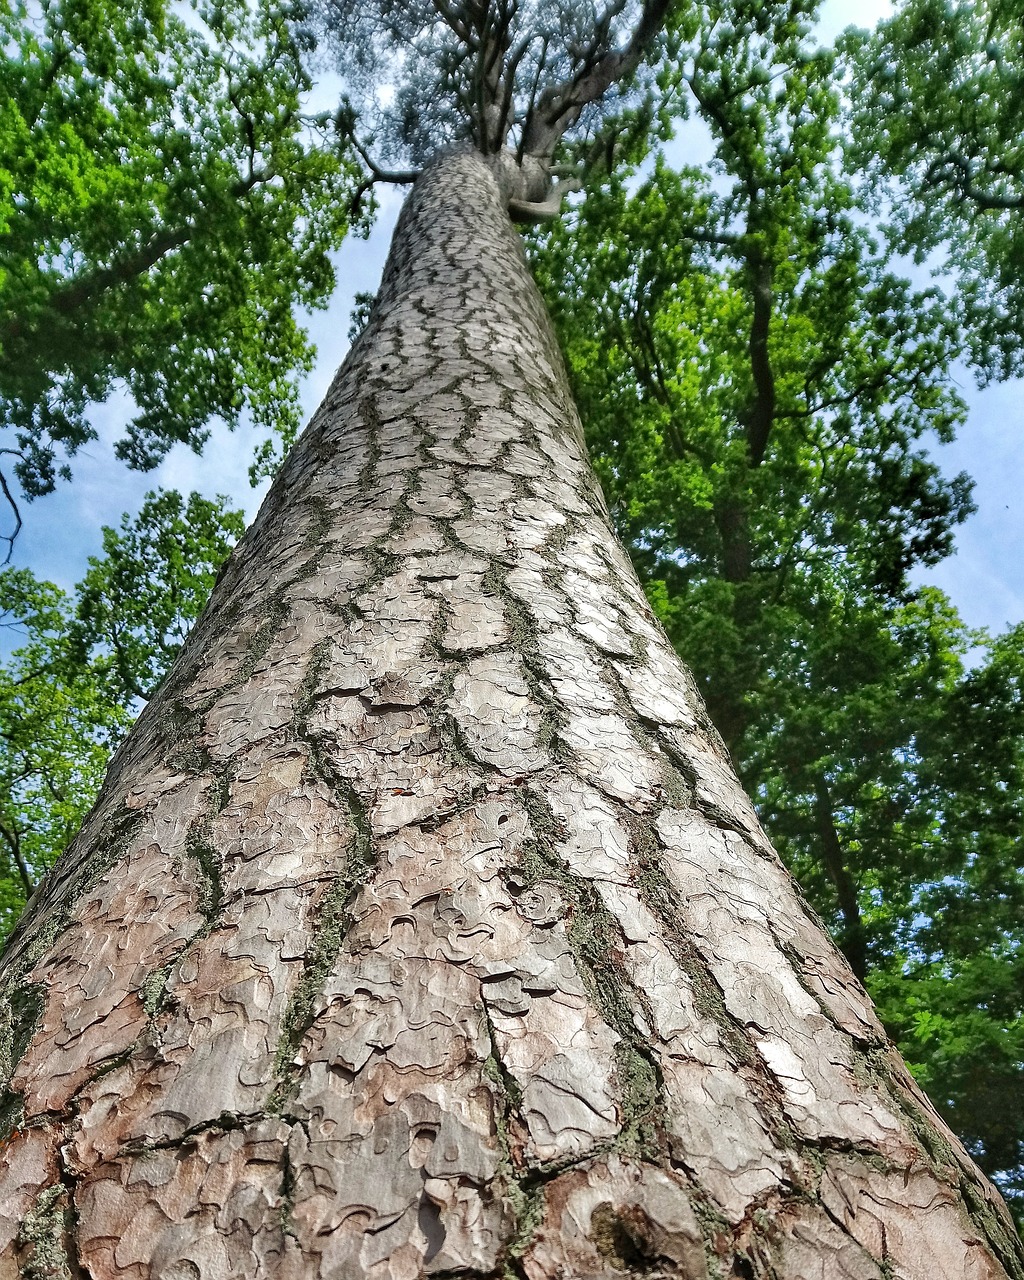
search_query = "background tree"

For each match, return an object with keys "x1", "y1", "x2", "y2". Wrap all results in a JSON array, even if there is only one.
[
  {"x1": 871, "y1": 620, "x2": 1024, "y2": 1215},
  {"x1": 844, "y1": 0, "x2": 1024, "y2": 382},
  {"x1": 0, "y1": 569, "x2": 127, "y2": 938},
  {"x1": 0, "y1": 0, "x2": 363, "y2": 543},
  {"x1": 71, "y1": 489, "x2": 246, "y2": 704},
  {"x1": 0, "y1": 490, "x2": 242, "y2": 936}
]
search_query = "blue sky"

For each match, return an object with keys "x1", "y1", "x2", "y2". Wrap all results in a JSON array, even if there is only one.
[{"x1": 10, "y1": 0, "x2": 1024, "y2": 639}]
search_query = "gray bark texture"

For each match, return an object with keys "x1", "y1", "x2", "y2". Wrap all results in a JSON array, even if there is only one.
[{"x1": 1, "y1": 149, "x2": 1022, "y2": 1280}]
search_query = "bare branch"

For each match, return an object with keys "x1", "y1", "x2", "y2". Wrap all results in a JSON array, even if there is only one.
[
  {"x1": 683, "y1": 225, "x2": 741, "y2": 247},
  {"x1": 0, "y1": 815, "x2": 34, "y2": 898},
  {"x1": 516, "y1": 30, "x2": 552, "y2": 162},
  {"x1": 0, "y1": 468, "x2": 23, "y2": 563},
  {"x1": 348, "y1": 134, "x2": 420, "y2": 216}
]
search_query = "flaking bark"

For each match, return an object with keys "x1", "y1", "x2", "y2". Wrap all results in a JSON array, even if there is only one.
[{"x1": 0, "y1": 149, "x2": 1021, "y2": 1279}]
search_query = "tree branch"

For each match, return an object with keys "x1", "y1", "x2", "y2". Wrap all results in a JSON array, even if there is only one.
[
  {"x1": 521, "y1": 0, "x2": 671, "y2": 161},
  {"x1": 0, "y1": 814, "x2": 34, "y2": 899},
  {"x1": 1, "y1": 164, "x2": 281, "y2": 348},
  {"x1": 0, "y1": 467, "x2": 23, "y2": 563},
  {"x1": 348, "y1": 135, "x2": 420, "y2": 217},
  {"x1": 430, "y1": 0, "x2": 475, "y2": 45},
  {"x1": 814, "y1": 779, "x2": 868, "y2": 983},
  {"x1": 508, "y1": 175, "x2": 582, "y2": 222},
  {"x1": 926, "y1": 151, "x2": 1024, "y2": 211},
  {"x1": 683, "y1": 225, "x2": 741, "y2": 248},
  {"x1": 744, "y1": 253, "x2": 776, "y2": 469}
]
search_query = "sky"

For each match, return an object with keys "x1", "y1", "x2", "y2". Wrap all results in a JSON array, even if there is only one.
[{"x1": 9, "y1": 0, "x2": 1024, "y2": 641}]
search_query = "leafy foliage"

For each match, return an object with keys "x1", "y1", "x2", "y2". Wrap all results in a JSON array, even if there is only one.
[
  {"x1": 72, "y1": 489, "x2": 245, "y2": 703},
  {"x1": 0, "y1": 568, "x2": 127, "y2": 938},
  {"x1": 845, "y1": 0, "x2": 1024, "y2": 381},
  {"x1": 0, "y1": 0, "x2": 362, "y2": 511},
  {"x1": 0, "y1": 489, "x2": 242, "y2": 937},
  {"x1": 852, "y1": 619, "x2": 1024, "y2": 1212}
]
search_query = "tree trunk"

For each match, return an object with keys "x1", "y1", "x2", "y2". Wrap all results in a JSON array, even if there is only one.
[{"x1": 1, "y1": 149, "x2": 1020, "y2": 1280}]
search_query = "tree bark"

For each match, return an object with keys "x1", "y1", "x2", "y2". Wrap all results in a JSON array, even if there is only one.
[{"x1": 0, "y1": 149, "x2": 1021, "y2": 1280}]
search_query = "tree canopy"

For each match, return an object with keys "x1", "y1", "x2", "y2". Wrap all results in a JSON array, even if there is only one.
[{"x1": 312, "y1": 0, "x2": 683, "y2": 218}]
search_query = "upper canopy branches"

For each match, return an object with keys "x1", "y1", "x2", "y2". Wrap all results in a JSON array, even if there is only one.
[
  {"x1": 844, "y1": 0, "x2": 1024, "y2": 380},
  {"x1": 312, "y1": 0, "x2": 674, "y2": 196}
]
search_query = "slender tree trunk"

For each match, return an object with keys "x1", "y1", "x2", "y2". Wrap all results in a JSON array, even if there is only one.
[
  {"x1": 1, "y1": 149, "x2": 1021, "y2": 1280},
  {"x1": 813, "y1": 779, "x2": 868, "y2": 984}
]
